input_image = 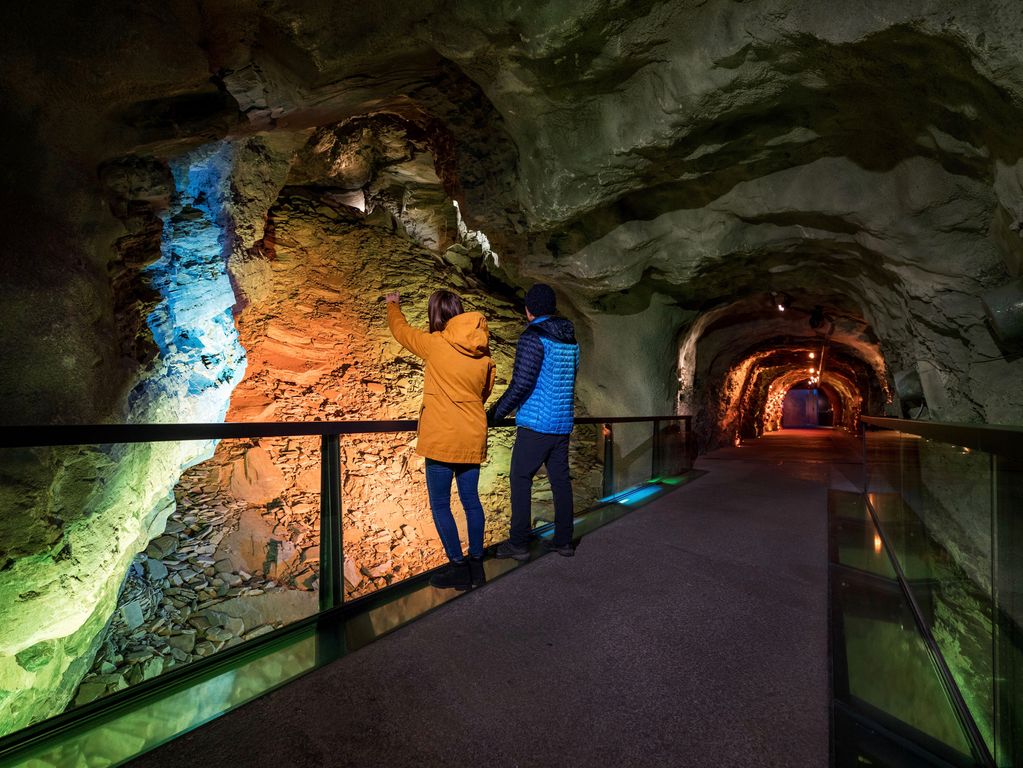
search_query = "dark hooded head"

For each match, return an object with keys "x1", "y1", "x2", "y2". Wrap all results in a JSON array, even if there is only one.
[{"x1": 525, "y1": 283, "x2": 556, "y2": 317}]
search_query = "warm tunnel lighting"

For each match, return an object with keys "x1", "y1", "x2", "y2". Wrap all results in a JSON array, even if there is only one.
[
  {"x1": 747, "y1": 351, "x2": 865, "y2": 436},
  {"x1": 702, "y1": 303, "x2": 881, "y2": 445},
  {"x1": 873, "y1": 533, "x2": 883, "y2": 555}
]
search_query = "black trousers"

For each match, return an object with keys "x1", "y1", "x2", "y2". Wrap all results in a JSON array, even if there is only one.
[{"x1": 509, "y1": 427, "x2": 574, "y2": 547}]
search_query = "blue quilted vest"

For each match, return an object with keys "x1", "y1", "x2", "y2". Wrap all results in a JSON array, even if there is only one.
[{"x1": 516, "y1": 317, "x2": 579, "y2": 435}]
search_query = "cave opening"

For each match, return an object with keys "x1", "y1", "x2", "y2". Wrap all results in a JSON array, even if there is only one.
[
  {"x1": 780, "y1": 385, "x2": 837, "y2": 429},
  {"x1": 675, "y1": 289, "x2": 886, "y2": 450}
]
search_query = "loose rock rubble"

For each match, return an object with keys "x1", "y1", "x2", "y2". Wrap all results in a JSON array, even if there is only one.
[{"x1": 73, "y1": 462, "x2": 318, "y2": 706}]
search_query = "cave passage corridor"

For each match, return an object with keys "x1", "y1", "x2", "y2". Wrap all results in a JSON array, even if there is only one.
[{"x1": 1, "y1": 1, "x2": 1022, "y2": 767}]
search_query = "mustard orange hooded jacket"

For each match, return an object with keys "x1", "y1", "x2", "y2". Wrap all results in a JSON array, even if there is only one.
[{"x1": 388, "y1": 303, "x2": 496, "y2": 464}]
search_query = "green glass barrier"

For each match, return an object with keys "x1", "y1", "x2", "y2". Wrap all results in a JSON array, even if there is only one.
[
  {"x1": 0, "y1": 436, "x2": 322, "y2": 745},
  {"x1": 849, "y1": 422, "x2": 1023, "y2": 766}
]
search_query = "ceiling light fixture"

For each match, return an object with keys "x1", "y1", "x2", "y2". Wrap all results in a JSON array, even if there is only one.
[{"x1": 771, "y1": 291, "x2": 791, "y2": 312}]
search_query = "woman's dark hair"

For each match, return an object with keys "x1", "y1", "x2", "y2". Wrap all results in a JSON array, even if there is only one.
[{"x1": 428, "y1": 290, "x2": 465, "y2": 332}]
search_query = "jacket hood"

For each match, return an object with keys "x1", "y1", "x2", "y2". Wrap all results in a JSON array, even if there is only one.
[
  {"x1": 531, "y1": 316, "x2": 577, "y2": 345},
  {"x1": 441, "y1": 311, "x2": 491, "y2": 357}
]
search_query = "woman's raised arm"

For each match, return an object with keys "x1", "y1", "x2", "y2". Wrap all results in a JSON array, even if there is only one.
[{"x1": 386, "y1": 295, "x2": 434, "y2": 360}]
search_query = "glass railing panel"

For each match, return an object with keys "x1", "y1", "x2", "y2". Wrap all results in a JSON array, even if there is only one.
[
  {"x1": 653, "y1": 419, "x2": 690, "y2": 478},
  {"x1": 906, "y1": 437, "x2": 996, "y2": 757},
  {"x1": 832, "y1": 567, "x2": 978, "y2": 763},
  {"x1": 829, "y1": 491, "x2": 896, "y2": 579},
  {"x1": 569, "y1": 422, "x2": 603, "y2": 512},
  {"x1": 80, "y1": 435, "x2": 321, "y2": 704},
  {"x1": 860, "y1": 419, "x2": 1023, "y2": 762},
  {"x1": 337, "y1": 431, "x2": 438, "y2": 599},
  {"x1": 0, "y1": 436, "x2": 320, "y2": 741},
  {"x1": 607, "y1": 421, "x2": 655, "y2": 494}
]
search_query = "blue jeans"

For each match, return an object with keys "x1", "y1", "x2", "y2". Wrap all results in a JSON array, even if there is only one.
[{"x1": 424, "y1": 459, "x2": 485, "y2": 561}]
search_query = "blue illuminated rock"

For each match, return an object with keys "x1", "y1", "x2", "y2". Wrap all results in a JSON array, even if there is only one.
[{"x1": 0, "y1": 143, "x2": 248, "y2": 736}]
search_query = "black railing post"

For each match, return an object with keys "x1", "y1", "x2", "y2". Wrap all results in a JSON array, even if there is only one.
[
  {"x1": 861, "y1": 423, "x2": 869, "y2": 495},
  {"x1": 319, "y1": 433, "x2": 343, "y2": 611},
  {"x1": 602, "y1": 423, "x2": 614, "y2": 498},
  {"x1": 683, "y1": 415, "x2": 696, "y2": 467},
  {"x1": 317, "y1": 433, "x2": 344, "y2": 664},
  {"x1": 651, "y1": 418, "x2": 661, "y2": 479}
]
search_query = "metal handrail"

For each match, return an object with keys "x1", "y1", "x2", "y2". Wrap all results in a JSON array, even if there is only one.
[
  {"x1": 0, "y1": 415, "x2": 691, "y2": 448},
  {"x1": 861, "y1": 416, "x2": 1023, "y2": 458}
]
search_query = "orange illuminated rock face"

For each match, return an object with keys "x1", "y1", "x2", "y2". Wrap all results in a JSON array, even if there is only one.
[
  {"x1": 67, "y1": 178, "x2": 601, "y2": 717},
  {"x1": 201, "y1": 200, "x2": 530, "y2": 598}
]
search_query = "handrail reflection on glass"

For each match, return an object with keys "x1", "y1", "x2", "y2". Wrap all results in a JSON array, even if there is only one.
[{"x1": 861, "y1": 416, "x2": 1023, "y2": 459}]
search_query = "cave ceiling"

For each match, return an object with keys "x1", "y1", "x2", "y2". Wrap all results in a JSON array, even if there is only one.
[{"x1": 1, "y1": 0, "x2": 1022, "y2": 427}]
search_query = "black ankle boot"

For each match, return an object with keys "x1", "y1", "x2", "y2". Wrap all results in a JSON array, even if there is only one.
[
  {"x1": 468, "y1": 555, "x2": 486, "y2": 588},
  {"x1": 429, "y1": 560, "x2": 471, "y2": 591}
]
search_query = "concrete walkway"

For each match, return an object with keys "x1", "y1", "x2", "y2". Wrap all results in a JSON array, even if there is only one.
[{"x1": 133, "y1": 428, "x2": 859, "y2": 768}]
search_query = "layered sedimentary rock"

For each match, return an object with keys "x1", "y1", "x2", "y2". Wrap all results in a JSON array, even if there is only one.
[{"x1": 70, "y1": 196, "x2": 603, "y2": 709}]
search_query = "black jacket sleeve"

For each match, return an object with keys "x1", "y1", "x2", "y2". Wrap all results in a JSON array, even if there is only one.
[{"x1": 489, "y1": 330, "x2": 544, "y2": 422}]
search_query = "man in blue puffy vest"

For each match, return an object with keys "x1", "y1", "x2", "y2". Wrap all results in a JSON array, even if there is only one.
[{"x1": 489, "y1": 283, "x2": 579, "y2": 559}]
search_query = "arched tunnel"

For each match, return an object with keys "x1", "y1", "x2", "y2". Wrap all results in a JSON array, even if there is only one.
[{"x1": 1, "y1": 1, "x2": 1022, "y2": 763}]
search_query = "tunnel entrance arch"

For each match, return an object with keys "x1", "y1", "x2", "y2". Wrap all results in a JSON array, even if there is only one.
[{"x1": 674, "y1": 289, "x2": 893, "y2": 451}]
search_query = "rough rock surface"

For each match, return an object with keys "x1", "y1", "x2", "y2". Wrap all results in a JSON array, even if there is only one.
[
  {"x1": 67, "y1": 199, "x2": 602, "y2": 710},
  {"x1": 2, "y1": 0, "x2": 1023, "y2": 740}
]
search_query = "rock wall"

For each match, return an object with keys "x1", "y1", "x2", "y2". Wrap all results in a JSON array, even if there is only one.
[
  {"x1": 3, "y1": 0, "x2": 1023, "y2": 744},
  {"x1": 0, "y1": 142, "x2": 250, "y2": 734},
  {"x1": 68, "y1": 197, "x2": 604, "y2": 711}
]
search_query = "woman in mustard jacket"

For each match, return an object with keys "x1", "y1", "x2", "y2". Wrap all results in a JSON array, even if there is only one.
[{"x1": 386, "y1": 290, "x2": 496, "y2": 590}]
